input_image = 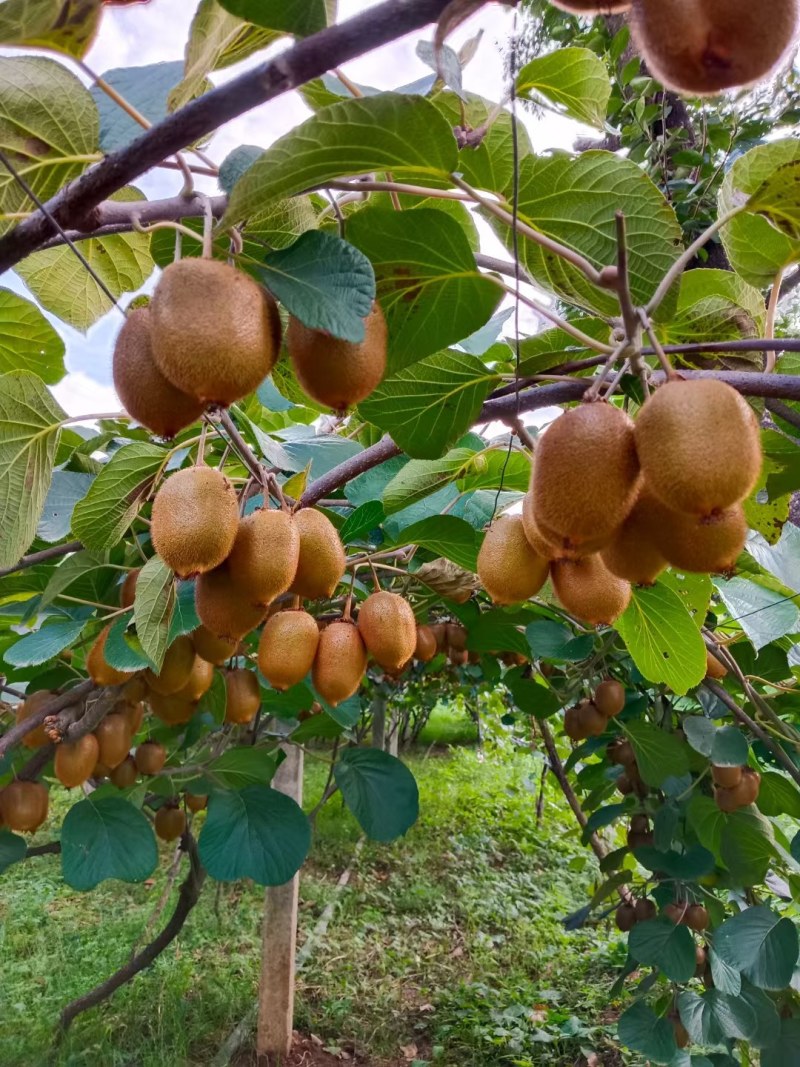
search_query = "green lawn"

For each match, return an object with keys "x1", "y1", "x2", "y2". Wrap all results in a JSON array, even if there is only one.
[{"x1": 0, "y1": 715, "x2": 629, "y2": 1066}]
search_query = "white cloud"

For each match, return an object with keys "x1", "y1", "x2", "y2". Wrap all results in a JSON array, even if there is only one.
[{"x1": 51, "y1": 370, "x2": 121, "y2": 419}]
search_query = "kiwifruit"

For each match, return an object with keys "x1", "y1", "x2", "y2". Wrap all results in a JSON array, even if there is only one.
[
  {"x1": 191, "y1": 626, "x2": 238, "y2": 665},
  {"x1": 634, "y1": 897, "x2": 657, "y2": 922},
  {"x1": 564, "y1": 705, "x2": 586, "y2": 741},
  {"x1": 615, "y1": 739, "x2": 637, "y2": 766},
  {"x1": 447, "y1": 623, "x2": 468, "y2": 651},
  {"x1": 55, "y1": 734, "x2": 99, "y2": 789},
  {"x1": 594, "y1": 679, "x2": 625, "y2": 718},
  {"x1": 16, "y1": 690, "x2": 54, "y2": 749},
  {"x1": 176, "y1": 657, "x2": 214, "y2": 702},
  {"x1": 705, "y1": 648, "x2": 728, "y2": 679},
  {"x1": 357, "y1": 591, "x2": 417, "y2": 671},
  {"x1": 714, "y1": 785, "x2": 740, "y2": 813},
  {"x1": 135, "y1": 740, "x2": 167, "y2": 776},
  {"x1": 290, "y1": 509, "x2": 346, "y2": 600},
  {"x1": 579, "y1": 701, "x2": 608, "y2": 737},
  {"x1": 93, "y1": 761, "x2": 111, "y2": 779},
  {"x1": 685, "y1": 904, "x2": 710, "y2": 932},
  {"x1": 627, "y1": 828, "x2": 654, "y2": 850},
  {"x1": 630, "y1": 814, "x2": 650, "y2": 835},
  {"x1": 149, "y1": 690, "x2": 196, "y2": 725},
  {"x1": 600, "y1": 493, "x2": 667, "y2": 586},
  {"x1": 617, "y1": 772, "x2": 635, "y2": 796},
  {"x1": 120, "y1": 568, "x2": 140, "y2": 609},
  {"x1": 312, "y1": 621, "x2": 367, "y2": 706},
  {"x1": 615, "y1": 903, "x2": 637, "y2": 932},
  {"x1": 87, "y1": 625, "x2": 136, "y2": 687},
  {"x1": 522, "y1": 493, "x2": 611, "y2": 560},
  {"x1": 120, "y1": 676, "x2": 148, "y2": 704},
  {"x1": 551, "y1": 555, "x2": 632, "y2": 626},
  {"x1": 257, "y1": 609, "x2": 320, "y2": 690},
  {"x1": 144, "y1": 635, "x2": 196, "y2": 695},
  {"x1": 286, "y1": 302, "x2": 388, "y2": 411},
  {"x1": 712, "y1": 763, "x2": 742, "y2": 788},
  {"x1": 630, "y1": 0, "x2": 800, "y2": 96},
  {"x1": 110, "y1": 755, "x2": 138, "y2": 788},
  {"x1": 0, "y1": 781, "x2": 48, "y2": 832},
  {"x1": 151, "y1": 466, "x2": 239, "y2": 579},
  {"x1": 448, "y1": 648, "x2": 469, "y2": 666},
  {"x1": 635, "y1": 380, "x2": 761, "y2": 516},
  {"x1": 185, "y1": 794, "x2": 207, "y2": 813},
  {"x1": 155, "y1": 804, "x2": 186, "y2": 842},
  {"x1": 652, "y1": 503, "x2": 747, "y2": 574},
  {"x1": 414, "y1": 625, "x2": 437, "y2": 662},
  {"x1": 94, "y1": 714, "x2": 132, "y2": 769},
  {"x1": 531, "y1": 402, "x2": 641, "y2": 545},
  {"x1": 739, "y1": 767, "x2": 762, "y2": 805},
  {"x1": 673, "y1": 1019, "x2": 690, "y2": 1050},
  {"x1": 120, "y1": 699, "x2": 145, "y2": 735},
  {"x1": 224, "y1": 668, "x2": 260, "y2": 724},
  {"x1": 195, "y1": 564, "x2": 267, "y2": 641},
  {"x1": 227, "y1": 508, "x2": 300, "y2": 608},
  {"x1": 112, "y1": 308, "x2": 205, "y2": 438},
  {"x1": 429, "y1": 623, "x2": 448, "y2": 652},
  {"x1": 696, "y1": 945, "x2": 709, "y2": 976},
  {"x1": 477, "y1": 513, "x2": 550, "y2": 605},
  {"x1": 149, "y1": 258, "x2": 281, "y2": 406}
]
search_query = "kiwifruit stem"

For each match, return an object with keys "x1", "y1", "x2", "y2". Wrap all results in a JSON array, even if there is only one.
[
  {"x1": 765, "y1": 267, "x2": 784, "y2": 373},
  {"x1": 132, "y1": 217, "x2": 204, "y2": 246},
  {"x1": 201, "y1": 196, "x2": 214, "y2": 259}
]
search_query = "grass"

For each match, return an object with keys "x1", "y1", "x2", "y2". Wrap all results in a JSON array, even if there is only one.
[{"x1": 0, "y1": 710, "x2": 631, "y2": 1066}]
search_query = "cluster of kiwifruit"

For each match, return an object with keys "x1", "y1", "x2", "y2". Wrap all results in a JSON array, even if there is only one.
[
  {"x1": 563, "y1": 678, "x2": 626, "y2": 741},
  {"x1": 712, "y1": 762, "x2": 761, "y2": 812},
  {"x1": 480, "y1": 381, "x2": 762, "y2": 627},
  {"x1": 112, "y1": 257, "x2": 387, "y2": 437},
  {"x1": 608, "y1": 736, "x2": 649, "y2": 799},
  {"x1": 546, "y1": 0, "x2": 799, "y2": 96}
]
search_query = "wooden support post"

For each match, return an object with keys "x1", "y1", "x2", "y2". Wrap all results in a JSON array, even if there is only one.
[
  {"x1": 371, "y1": 695, "x2": 386, "y2": 750},
  {"x1": 387, "y1": 711, "x2": 399, "y2": 757},
  {"x1": 256, "y1": 745, "x2": 304, "y2": 1062}
]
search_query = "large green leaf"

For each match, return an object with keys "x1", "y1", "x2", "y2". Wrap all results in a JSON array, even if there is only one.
[
  {"x1": 516, "y1": 47, "x2": 611, "y2": 129},
  {"x1": 657, "y1": 269, "x2": 766, "y2": 354},
  {"x1": 224, "y1": 95, "x2": 458, "y2": 227},
  {"x1": 0, "y1": 0, "x2": 101, "y2": 57},
  {"x1": 4, "y1": 616, "x2": 87, "y2": 668},
  {"x1": 217, "y1": 0, "x2": 326, "y2": 34},
  {"x1": 720, "y1": 810, "x2": 775, "y2": 887},
  {"x1": 0, "y1": 288, "x2": 64, "y2": 382},
  {"x1": 198, "y1": 785, "x2": 311, "y2": 885},
  {"x1": 334, "y1": 748, "x2": 419, "y2": 842},
  {"x1": 714, "y1": 576, "x2": 800, "y2": 651},
  {"x1": 71, "y1": 442, "x2": 165, "y2": 550},
  {"x1": 624, "y1": 720, "x2": 690, "y2": 787},
  {"x1": 390, "y1": 515, "x2": 481, "y2": 572},
  {"x1": 757, "y1": 772, "x2": 800, "y2": 818},
  {"x1": 39, "y1": 548, "x2": 108, "y2": 610},
  {"x1": 91, "y1": 62, "x2": 184, "y2": 152},
  {"x1": 617, "y1": 1002, "x2": 677, "y2": 1065},
  {"x1": 677, "y1": 990, "x2": 756, "y2": 1045},
  {"x1": 714, "y1": 906, "x2": 800, "y2": 991},
  {"x1": 345, "y1": 207, "x2": 502, "y2": 371},
  {"x1": 382, "y1": 448, "x2": 473, "y2": 514},
  {"x1": 207, "y1": 747, "x2": 278, "y2": 789},
  {"x1": 687, "y1": 794, "x2": 726, "y2": 858},
  {"x1": 38, "y1": 470, "x2": 94, "y2": 543},
  {"x1": 196, "y1": 670, "x2": 227, "y2": 727},
  {"x1": 359, "y1": 350, "x2": 501, "y2": 459},
  {"x1": 616, "y1": 583, "x2": 706, "y2": 695},
  {"x1": 746, "y1": 158, "x2": 800, "y2": 242},
  {"x1": 0, "y1": 829, "x2": 27, "y2": 875},
  {"x1": 431, "y1": 92, "x2": 533, "y2": 194},
  {"x1": 61, "y1": 796, "x2": 158, "y2": 891},
  {"x1": 0, "y1": 371, "x2": 66, "y2": 569},
  {"x1": 0, "y1": 56, "x2": 97, "y2": 233},
  {"x1": 133, "y1": 556, "x2": 174, "y2": 674},
  {"x1": 762, "y1": 1018, "x2": 800, "y2": 1067},
  {"x1": 737, "y1": 981, "x2": 781, "y2": 1048}
]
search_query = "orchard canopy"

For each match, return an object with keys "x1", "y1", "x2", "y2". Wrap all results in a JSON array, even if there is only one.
[{"x1": 2, "y1": 0, "x2": 800, "y2": 1063}]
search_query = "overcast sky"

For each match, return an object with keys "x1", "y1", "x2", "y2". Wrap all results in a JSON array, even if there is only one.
[{"x1": 4, "y1": 0, "x2": 587, "y2": 418}]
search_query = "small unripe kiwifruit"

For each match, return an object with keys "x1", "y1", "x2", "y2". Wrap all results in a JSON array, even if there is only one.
[
  {"x1": 87, "y1": 625, "x2": 135, "y2": 687},
  {"x1": 290, "y1": 509, "x2": 346, "y2": 601},
  {"x1": 185, "y1": 793, "x2": 207, "y2": 813},
  {"x1": 120, "y1": 568, "x2": 140, "y2": 609},
  {"x1": 55, "y1": 734, "x2": 99, "y2": 788},
  {"x1": 615, "y1": 903, "x2": 637, "y2": 931},
  {"x1": 634, "y1": 897, "x2": 657, "y2": 922},
  {"x1": 594, "y1": 679, "x2": 625, "y2": 718},
  {"x1": 191, "y1": 625, "x2": 238, "y2": 665},
  {"x1": 634, "y1": 379, "x2": 761, "y2": 516},
  {"x1": 627, "y1": 828, "x2": 654, "y2": 850},
  {"x1": 564, "y1": 704, "x2": 586, "y2": 741},
  {"x1": 109, "y1": 755, "x2": 138, "y2": 788},
  {"x1": 714, "y1": 785, "x2": 740, "y2": 813},
  {"x1": 705, "y1": 648, "x2": 728, "y2": 679},
  {"x1": 144, "y1": 635, "x2": 196, "y2": 695},
  {"x1": 112, "y1": 307, "x2": 206, "y2": 438},
  {"x1": 94, "y1": 713, "x2": 132, "y2": 769},
  {"x1": 0, "y1": 781, "x2": 48, "y2": 832},
  {"x1": 258, "y1": 609, "x2": 320, "y2": 690},
  {"x1": 287, "y1": 302, "x2": 387, "y2": 411},
  {"x1": 630, "y1": 814, "x2": 650, "y2": 835},
  {"x1": 357, "y1": 591, "x2": 417, "y2": 671},
  {"x1": 551, "y1": 555, "x2": 632, "y2": 626},
  {"x1": 685, "y1": 904, "x2": 710, "y2": 932},
  {"x1": 195, "y1": 564, "x2": 267, "y2": 641},
  {"x1": 446, "y1": 623, "x2": 467, "y2": 651},
  {"x1": 135, "y1": 740, "x2": 167, "y2": 776},
  {"x1": 712, "y1": 763, "x2": 742, "y2": 788},
  {"x1": 151, "y1": 466, "x2": 239, "y2": 579},
  {"x1": 120, "y1": 698, "x2": 145, "y2": 736},
  {"x1": 155, "y1": 804, "x2": 186, "y2": 842},
  {"x1": 16, "y1": 690, "x2": 54, "y2": 749},
  {"x1": 414, "y1": 625, "x2": 437, "y2": 662},
  {"x1": 578, "y1": 701, "x2": 608, "y2": 737},
  {"x1": 224, "y1": 668, "x2": 260, "y2": 724},
  {"x1": 312, "y1": 621, "x2": 367, "y2": 706},
  {"x1": 739, "y1": 767, "x2": 762, "y2": 805},
  {"x1": 652, "y1": 503, "x2": 747, "y2": 574},
  {"x1": 227, "y1": 508, "x2": 300, "y2": 608},
  {"x1": 477, "y1": 513, "x2": 550, "y2": 605},
  {"x1": 429, "y1": 623, "x2": 448, "y2": 652},
  {"x1": 150, "y1": 258, "x2": 281, "y2": 406}
]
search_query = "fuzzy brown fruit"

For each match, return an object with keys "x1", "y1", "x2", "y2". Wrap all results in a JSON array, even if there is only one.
[
  {"x1": 120, "y1": 568, "x2": 140, "y2": 609},
  {"x1": 94, "y1": 714, "x2": 132, "y2": 770},
  {"x1": 149, "y1": 690, "x2": 196, "y2": 725},
  {"x1": 144, "y1": 635, "x2": 196, "y2": 695},
  {"x1": 685, "y1": 904, "x2": 710, "y2": 932},
  {"x1": 287, "y1": 302, "x2": 387, "y2": 411},
  {"x1": 600, "y1": 493, "x2": 667, "y2": 586},
  {"x1": 477, "y1": 513, "x2": 550, "y2": 605},
  {"x1": 151, "y1": 466, "x2": 239, "y2": 579},
  {"x1": 177, "y1": 657, "x2": 215, "y2": 702},
  {"x1": 357, "y1": 591, "x2": 417, "y2": 671},
  {"x1": 635, "y1": 379, "x2": 761, "y2": 516},
  {"x1": 150, "y1": 258, "x2": 281, "y2": 406},
  {"x1": 578, "y1": 701, "x2": 607, "y2": 738},
  {"x1": 551, "y1": 555, "x2": 632, "y2": 626},
  {"x1": 0, "y1": 781, "x2": 48, "y2": 832},
  {"x1": 312, "y1": 621, "x2": 367, "y2": 706},
  {"x1": 652, "y1": 503, "x2": 747, "y2": 574},
  {"x1": 705, "y1": 648, "x2": 729, "y2": 680},
  {"x1": 227, "y1": 508, "x2": 300, "y2": 608},
  {"x1": 55, "y1": 735, "x2": 99, "y2": 789},
  {"x1": 594, "y1": 679, "x2": 625, "y2": 718},
  {"x1": 630, "y1": 814, "x2": 650, "y2": 835},
  {"x1": 290, "y1": 509, "x2": 346, "y2": 600},
  {"x1": 225, "y1": 668, "x2": 261, "y2": 724},
  {"x1": 191, "y1": 626, "x2": 238, "y2": 665},
  {"x1": 615, "y1": 903, "x2": 637, "y2": 932},
  {"x1": 553, "y1": 1, "x2": 630, "y2": 12},
  {"x1": 712, "y1": 764, "x2": 742, "y2": 788},
  {"x1": 429, "y1": 623, "x2": 448, "y2": 652},
  {"x1": 15, "y1": 690, "x2": 54, "y2": 749},
  {"x1": 522, "y1": 492, "x2": 611, "y2": 560},
  {"x1": 195, "y1": 564, "x2": 267, "y2": 641},
  {"x1": 110, "y1": 756, "x2": 138, "y2": 788},
  {"x1": 258, "y1": 609, "x2": 320, "y2": 690},
  {"x1": 87, "y1": 625, "x2": 135, "y2": 687},
  {"x1": 564, "y1": 704, "x2": 587, "y2": 741},
  {"x1": 414, "y1": 625, "x2": 438, "y2": 663},
  {"x1": 634, "y1": 898, "x2": 657, "y2": 922},
  {"x1": 135, "y1": 740, "x2": 167, "y2": 776},
  {"x1": 630, "y1": 0, "x2": 800, "y2": 96},
  {"x1": 186, "y1": 794, "x2": 207, "y2": 813},
  {"x1": 446, "y1": 623, "x2": 468, "y2": 651},
  {"x1": 112, "y1": 307, "x2": 206, "y2": 438},
  {"x1": 531, "y1": 402, "x2": 641, "y2": 545},
  {"x1": 155, "y1": 805, "x2": 186, "y2": 842},
  {"x1": 627, "y1": 829, "x2": 654, "y2": 850}
]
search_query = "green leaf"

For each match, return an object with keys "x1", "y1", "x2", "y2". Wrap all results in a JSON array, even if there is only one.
[
  {"x1": 0, "y1": 0, "x2": 101, "y2": 58},
  {"x1": 258, "y1": 231, "x2": 375, "y2": 341},
  {"x1": 39, "y1": 548, "x2": 109, "y2": 611},
  {"x1": 340, "y1": 500, "x2": 385, "y2": 544},
  {"x1": 198, "y1": 785, "x2": 311, "y2": 885},
  {"x1": 382, "y1": 448, "x2": 473, "y2": 514},
  {"x1": 737, "y1": 980, "x2": 781, "y2": 1048},
  {"x1": 714, "y1": 906, "x2": 800, "y2": 990},
  {"x1": 346, "y1": 207, "x2": 502, "y2": 371},
  {"x1": 720, "y1": 810, "x2": 775, "y2": 887},
  {"x1": 526, "y1": 620, "x2": 592, "y2": 662},
  {"x1": 0, "y1": 829, "x2": 27, "y2": 874},
  {"x1": 224, "y1": 95, "x2": 458, "y2": 228},
  {"x1": 687, "y1": 794, "x2": 726, "y2": 858},
  {"x1": 71, "y1": 442, "x2": 165, "y2": 550},
  {"x1": 359, "y1": 350, "x2": 500, "y2": 459},
  {"x1": 315, "y1": 692, "x2": 361, "y2": 729},
  {"x1": 657, "y1": 568, "x2": 713, "y2": 629},
  {"x1": 104, "y1": 616, "x2": 151, "y2": 673},
  {"x1": 624, "y1": 721, "x2": 690, "y2": 787},
  {"x1": 712, "y1": 727, "x2": 749, "y2": 767},
  {"x1": 678, "y1": 990, "x2": 756, "y2": 1045},
  {"x1": 746, "y1": 158, "x2": 800, "y2": 241},
  {"x1": 0, "y1": 371, "x2": 66, "y2": 569},
  {"x1": 762, "y1": 1017, "x2": 800, "y2": 1067},
  {"x1": 391, "y1": 515, "x2": 481, "y2": 572},
  {"x1": 616, "y1": 582, "x2": 707, "y2": 695},
  {"x1": 217, "y1": 0, "x2": 326, "y2": 34},
  {"x1": 708, "y1": 949, "x2": 742, "y2": 996},
  {"x1": 91, "y1": 62, "x2": 183, "y2": 152},
  {"x1": 38, "y1": 471, "x2": 94, "y2": 543},
  {"x1": 196, "y1": 670, "x2": 227, "y2": 727},
  {"x1": 334, "y1": 749, "x2": 419, "y2": 842},
  {"x1": 168, "y1": 581, "x2": 201, "y2": 642},
  {"x1": 683, "y1": 716, "x2": 716, "y2": 758},
  {"x1": 617, "y1": 1001, "x2": 677, "y2": 1065},
  {"x1": 133, "y1": 556, "x2": 174, "y2": 674},
  {"x1": 634, "y1": 844, "x2": 715, "y2": 880},
  {"x1": 456, "y1": 449, "x2": 531, "y2": 494},
  {"x1": 714, "y1": 576, "x2": 800, "y2": 651},
  {"x1": 0, "y1": 288, "x2": 64, "y2": 382},
  {"x1": 207, "y1": 747, "x2": 277, "y2": 789},
  {"x1": 61, "y1": 796, "x2": 157, "y2": 891},
  {"x1": 4, "y1": 616, "x2": 87, "y2": 668},
  {"x1": 758, "y1": 772, "x2": 800, "y2": 818},
  {"x1": 0, "y1": 55, "x2": 98, "y2": 233},
  {"x1": 16, "y1": 188, "x2": 154, "y2": 331},
  {"x1": 516, "y1": 47, "x2": 611, "y2": 129}
]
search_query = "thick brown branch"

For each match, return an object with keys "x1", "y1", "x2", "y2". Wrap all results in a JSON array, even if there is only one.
[
  {"x1": 58, "y1": 832, "x2": 206, "y2": 1034},
  {"x1": 0, "y1": 680, "x2": 94, "y2": 759},
  {"x1": 61, "y1": 687, "x2": 122, "y2": 743},
  {"x1": 299, "y1": 435, "x2": 401, "y2": 508},
  {"x1": 0, "y1": 541, "x2": 83, "y2": 580}
]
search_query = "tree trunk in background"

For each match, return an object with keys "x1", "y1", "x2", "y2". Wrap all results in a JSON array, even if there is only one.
[
  {"x1": 256, "y1": 745, "x2": 303, "y2": 1061},
  {"x1": 371, "y1": 695, "x2": 386, "y2": 750},
  {"x1": 387, "y1": 711, "x2": 399, "y2": 757}
]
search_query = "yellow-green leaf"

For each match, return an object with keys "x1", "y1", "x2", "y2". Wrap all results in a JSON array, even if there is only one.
[{"x1": 517, "y1": 47, "x2": 611, "y2": 130}]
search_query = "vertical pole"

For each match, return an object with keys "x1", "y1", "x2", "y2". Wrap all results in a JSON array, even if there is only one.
[
  {"x1": 387, "y1": 711, "x2": 399, "y2": 757},
  {"x1": 256, "y1": 745, "x2": 304, "y2": 1062},
  {"x1": 371, "y1": 694, "x2": 386, "y2": 750}
]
